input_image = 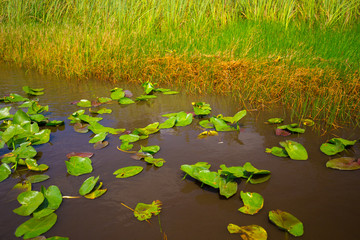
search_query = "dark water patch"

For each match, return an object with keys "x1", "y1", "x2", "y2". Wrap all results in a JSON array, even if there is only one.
[{"x1": 0, "y1": 62, "x2": 359, "y2": 240}]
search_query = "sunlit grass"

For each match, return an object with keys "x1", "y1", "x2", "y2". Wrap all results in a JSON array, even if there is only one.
[{"x1": 0, "y1": 0, "x2": 359, "y2": 128}]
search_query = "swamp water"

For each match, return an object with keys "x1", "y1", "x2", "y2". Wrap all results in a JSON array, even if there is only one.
[{"x1": 0, "y1": 62, "x2": 359, "y2": 240}]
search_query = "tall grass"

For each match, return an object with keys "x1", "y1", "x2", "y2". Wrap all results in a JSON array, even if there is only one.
[{"x1": 0, "y1": 0, "x2": 359, "y2": 128}]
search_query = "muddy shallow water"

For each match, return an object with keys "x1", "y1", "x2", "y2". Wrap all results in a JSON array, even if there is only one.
[{"x1": 0, "y1": 62, "x2": 359, "y2": 240}]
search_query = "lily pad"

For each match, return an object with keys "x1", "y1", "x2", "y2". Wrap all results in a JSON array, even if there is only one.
[
  {"x1": 142, "y1": 82, "x2": 155, "y2": 95},
  {"x1": 97, "y1": 97, "x2": 112, "y2": 103},
  {"x1": 66, "y1": 152, "x2": 93, "y2": 158},
  {"x1": 0, "y1": 163, "x2": 11, "y2": 182},
  {"x1": 120, "y1": 141, "x2": 133, "y2": 150},
  {"x1": 181, "y1": 162, "x2": 211, "y2": 180},
  {"x1": 93, "y1": 141, "x2": 109, "y2": 149},
  {"x1": 162, "y1": 91, "x2": 179, "y2": 95},
  {"x1": 134, "y1": 200, "x2": 162, "y2": 221},
  {"x1": 0, "y1": 106, "x2": 12, "y2": 120},
  {"x1": 23, "y1": 86, "x2": 44, "y2": 96},
  {"x1": 192, "y1": 102, "x2": 212, "y2": 116},
  {"x1": 47, "y1": 237, "x2": 69, "y2": 240},
  {"x1": 320, "y1": 138, "x2": 357, "y2": 156},
  {"x1": 110, "y1": 88, "x2": 125, "y2": 100},
  {"x1": 159, "y1": 116, "x2": 177, "y2": 129},
  {"x1": 26, "y1": 175, "x2": 50, "y2": 184},
  {"x1": 267, "y1": 118, "x2": 284, "y2": 124},
  {"x1": 280, "y1": 140, "x2": 308, "y2": 160},
  {"x1": 3, "y1": 93, "x2": 29, "y2": 103},
  {"x1": 89, "y1": 132, "x2": 108, "y2": 143},
  {"x1": 238, "y1": 191, "x2": 264, "y2": 215},
  {"x1": 210, "y1": 117, "x2": 237, "y2": 131},
  {"x1": 33, "y1": 185, "x2": 62, "y2": 219},
  {"x1": 136, "y1": 95, "x2": 157, "y2": 101},
  {"x1": 140, "y1": 145, "x2": 160, "y2": 154},
  {"x1": 227, "y1": 224, "x2": 267, "y2": 240},
  {"x1": 13, "y1": 191, "x2": 45, "y2": 216},
  {"x1": 25, "y1": 159, "x2": 49, "y2": 172},
  {"x1": 219, "y1": 178, "x2": 237, "y2": 198},
  {"x1": 265, "y1": 147, "x2": 289, "y2": 157},
  {"x1": 84, "y1": 186, "x2": 107, "y2": 199},
  {"x1": 219, "y1": 164, "x2": 244, "y2": 178},
  {"x1": 302, "y1": 119, "x2": 314, "y2": 126},
  {"x1": 134, "y1": 122, "x2": 159, "y2": 135},
  {"x1": 45, "y1": 120, "x2": 64, "y2": 126},
  {"x1": 119, "y1": 134, "x2": 140, "y2": 143},
  {"x1": 199, "y1": 120, "x2": 214, "y2": 129},
  {"x1": 144, "y1": 156, "x2": 166, "y2": 167},
  {"x1": 79, "y1": 176, "x2": 99, "y2": 195},
  {"x1": 65, "y1": 156, "x2": 93, "y2": 176},
  {"x1": 269, "y1": 209, "x2": 304, "y2": 237},
  {"x1": 326, "y1": 157, "x2": 360, "y2": 170},
  {"x1": 198, "y1": 130, "x2": 218, "y2": 139},
  {"x1": 175, "y1": 112, "x2": 193, "y2": 127},
  {"x1": 119, "y1": 97, "x2": 135, "y2": 105},
  {"x1": 88, "y1": 121, "x2": 125, "y2": 135},
  {"x1": 277, "y1": 123, "x2": 305, "y2": 134},
  {"x1": 113, "y1": 166, "x2": 143, "y2": 178},
  {"x1": 15, "y1": 213, "x2": 57, "y2": 239},
  {"x1": 77, "y1": 99, "x2": 92, "y2": 107}
]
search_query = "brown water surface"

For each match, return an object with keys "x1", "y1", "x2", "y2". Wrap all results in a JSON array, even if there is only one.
[{"x1": 0, "y1": 63, "x2": 359, "y2": 240}]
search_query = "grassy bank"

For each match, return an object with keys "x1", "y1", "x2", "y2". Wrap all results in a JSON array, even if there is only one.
[{"x1": 0, "y1": 0, "x2": 359, "y2": 127}]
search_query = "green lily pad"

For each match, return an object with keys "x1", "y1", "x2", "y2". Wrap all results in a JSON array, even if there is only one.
[
  {"x1": 265, "y1": 147, "x2": 289, "y2": 157},
  {"x1": 249, "y1": 174, "x2": 271, "y2": 184},
  {"x1": 320, "y1": 138, "x2": 356, "y2": 156},
  {"x1": 175, "y1": 112, "x2": 193, "y2": 127},
  {"x1": 153, "y1": 88, "x2": 170, "y2": 93},
  {"x1": 136, "y1": 95, "x2": 157, "y2": 101},
  {"x1": 3, "y1": 93, "x2": 29, "y2": 102},
  {"x1": 243, "y1": 162, "x2": 271, "y2": 179},
  {"x1": 13, "y1": 109, "x2": 31, "y2": 125},
  {"x1": 13, "y1": 191, "x2": 44, "y2": 216},
  {"x1": 140, "y1": 145, "x2": 160, "y2": 154},
  {"x1": 84, "y1": 186, "x2": 107, "y2": 199},
  {"x1": 238, "y1": 191, "x2": 264, "y2": 215},
  {"x1": 119, "y1": 141, "x2": 133, "y2": 150},
  {"x1": 227, "y1": 224, "x2": 267, "y2": 240},
  {"x1": 302, "y1": 119, "x2": 314, "y2": 126},
  {"x1": 119, "y1": 134, "x2": 140, "y2": 143},
  {"x1": 159, "y1": 116, "x2": 177, "y2": 129},
  {"x1": 280, "y1": 140, "x2": 308, "y2": 160},
  {"x1": 89, "y1": 108, "x2": 112, "y2": 114},
  {"x1": 181, "y1": 162, "x2": 211, "y2": 180},
  {"x1": 47, "y1": 237, "x2": 69, "y2": 240},
  {"x1": 110, "y1": 88, "x2": 125, "y2": 100},
  {"x1": 192, "y1": 102, "x2": 212, "y2": 116},
  {"x1": 197, "y1": 170, "x2": 220, "y2": 188},
  {"x1": 79, "y1": 176, "x2": 100, "y2": 195},
  {"x1": 0, "y1": 106, "x2": 12, "y2": 120},
  {"x1": 134, "y1": 200, "x2": 162, "y2": 221},
  {"x1": 30, "y1": 129, "x2": 51, "y2": 145},
  {"x1": 25, "y1": 159, "x2": 49, "y2": 171},
  {"x1": 162, "y1": 91, "x2": 179, "y2": 95},
  {"x1": 269, "y1": 209, "x2": 304, "y2": 237},
  {"x1": 15, "y1": 213, "x2": 57, "y2": 239},
  {"x1": 45, "y1": 120, "x2": 64, "y2": 126},
  {"x1": 210, "y1": 117, "x2": 237, "y2": 131},
  {"x1": 65, "y1": 156, "x2": 93, "y2": 176},
  {"x1": 113, "y1": 166, "x2": 143, "y2": 178},
  {"x1": 330, "y1": 138, "x2": 357, "y2": 146},
  {"x1": 26, "y1": 174, "x2": 50, "y2": 183},
  {"x1": 267, "y1": 118, "x2": 284, "y2": 124},
  {"x1": 89, "y1": 132, "x2": 108, "y2": 143},
  {"x1": 229, "y1": 110, "x2": 247, "y2": 124},
  {"x1": 134, "y1": 122, "x2": 160, "y2": 135},
  {"x1": 26, "y1": 102, "x2": 49, "y2": 115},
  {"x1": 144, "y1": 156, "x2": 166, "y2": 167},
  {"x1": 88, "y1": 121, "x2": 125, "y2": 134},
  {"x1": 142, "y1": 82, "x2": 156, "y2": 95},
  {"x1": 199, "y1": 120, "x2": 214, "y2": 129},
  {"x1": 118, "y1": 97, "x2": 135, "y2": 105},
  {"x1": 0, "y1": 163, "x2": 11, "y2": 182},
  {"x1": 277, "y1": 123, "x2": 305, "y2": 134},
  {"x1": 78, "y1": 114, "x2": 103, "y2": 123},
  {"x1": 23, "y1": 86, "x2": 44, "y2": 96},
  {"x1": 77, "y1": 99, "x2": 92, "y2": 107},
  {"x1": 219, "y1": 178, "x2": 237, "y2": 198},
  {"x1": 97, "y1": 97, "x2": 112, "y2": 103},
  {"x1": 326, "y1": 157, "x2": 360, "y2": 170},
  {"x1": 33, "y1": 185, "x2": 62, "y2": 219},
  {"x1": 219, "y1": 164, "x2": 244, "y2": 178}
]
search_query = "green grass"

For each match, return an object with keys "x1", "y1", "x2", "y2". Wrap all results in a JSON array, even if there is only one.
[{"x1": 0, "y1": 0, "x2": 359, "y2": 128}]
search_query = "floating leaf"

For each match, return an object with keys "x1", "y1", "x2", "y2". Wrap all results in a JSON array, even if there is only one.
[
  {"x1": 0, "y1": 106, "x2": 12, "y2": 120},
  {"x1": 330, "y1": 138, "x2": 357, "y2": 146},
  {"x1": 302, "y1": 119, "x2": 314, "y2": 126},
  {"x1": 181, "y1": 162, "x2": 211, "y2": 180},
  {"x1": 277, "y1": 123, "x2": 305, "y2": 134},
  {"x1": 275, "y1": 128, "x2": 291, "y2": 136},
  {"x1": 320, "y1": 141, "x2": 345, "y2": 155},
  {"x1": 162, "y1": 91, "x2": 179, "y2": 95},
  {"x1": 140, "y1": 145, "x2": 160, "y2": 154},
  {"x1": 66, "y1": 152, "x2": 93, "y2": 158},
  {"x1": 142, "y1": 82, "x2": 155, "y2": 95},
  {"x1": 23, "y1": 86, "x2": 44, "y2": 96},
  {"x1": 25, "y1": 159, "x2": 49, "y2": 171},
  {"x1": 269, "y1": 209, "x2": 304, "y2": 237},
  {"x1": 136, "y1": 95, "x2": 157, "y2": 101},
  {"x1": 219, "y1": 178, "x2": 237, "y2": 198},
  {"x1": 26, "y1": 175, "x2": 50, "y2": 184},
  {"x1": 238, "y1": 191, "x2": 264, "y2": 215},
  {"x1": 219, "y1": 164, "x2": 244, "y2": 178},
  {"x1": 118, "y1": 97, "x2": 135, "y2": 105},
  {"x1": 210, "y1": 117, "x2": 236, "y2": 131},
  {"x1": 88, "y1": 121, "x2": 125, "y2": 135},
  {"x1": 65, "y1": 156, "x2": 93, "y2": 176},
  {"x1": 45, "y1": 120, "x2": 64, "y2": 126},
  {"x1": 197, "y1": 170, "x2": 220, "y2": 188},
  {"x1": 89, "y1": 132, "x2": 108, "y2": 143},
  {"x1": 134, "y1": 200, "x2": 162, "y2": 221},
  {"x1": 243, "y1": 162, "x2": 271, "y2": 179},
  {"x1": 33, "y1": 185, "x2": 62, "y2": 219},
  {"x1": 134, "y1": 122, "x2": 159, "y2": 136},
  {"x1": 84, "y1": 187, "x2": 107, "y2": 199},
  {"x1": 154, "y1": 88, "x2": 170, "y2": 93},
  {"x1": 97, "y1": 97, "x2": 112, "y2": 103},
  {"x1": 199, "y1": 120, "x2": 214, "y2": 129},
  {"x1": 267, "y1": 118, "x2": 284, "y2": 124},
  {"x1": 73, "y1": 123, "x2": 89, "y2": 133},
  {"x1": 227, "y1": 224, "x2": 267, "y2": 240},
  {"x1": 110, "y1": 88, "x2": 125, "y2": 100},
  {"x1": 15, "y1": 213, "x2": 57, "y2": 239},
  {"x1": 198, "y1": 130, "x2": 218, "y2": 139},
  {"x1": 13, "y1": 109, "x2": 31, "y2": 125},
  {"x1": 326, "y1": 157, "x2": 360, "y2": 170},
  {"x1": 249, "y1": 175, "x2": 271, "y2": 184},
  {"x1": 159, "y1": 116, "x2": 176, "y2": 129},
  {"x1": 144, "y1": 156, "x2": 165, "y2": 167},
  {"x1": 113, "y1": 166, "x2": 143, "y2": 178},
  {"x1": 279, "y1": 140, "x2": 308, "y2": 160},
  {"x1": 79, "y1": 176, "x2": 99, "y2": 195},
  {"x1": 119, "y1": 134, "x2": 140, "y2": 143},
  {"x1": 93, "y1": 141, "x2": 109, "y2": 149},
  {"x1": 13, "y1": 191, "x2": 45, "y2": 216},
  {"x1": 30, "y1": 129, "x2": 51, "y2": 145},
  {"x1": 13, "y1": 181, "x2": 32, "y2": 192},
  {"x1": 175, "y1": 112, "x2": 193, "y2": 127},
  {"x1": 230, "y1": 110, "x2": 247, "y2": 124},
  {"x1": 120, "y1": 141, "x2": 133, "y2": 150},
  {"x1": 0, "y1": 163, "x2": 11, "y2": 182},
  {"x1": 265, "y1": 147, "x2": 289, "y2": 158},
  {"x1": 192, "y1": 102, "x2": 212, "y2": 116},
  {"x1": 77, "y1": 99, "x2": 92, "y2": 107},
  {"x1": 47, "y1": 237, "x2": 69, "y2": 240},
  {"x1": 3, "y1": 93, "x2": 29, "y2": 103},
  {"x1": 79, "y1": 114, "x2": 103, "y2": 123}
]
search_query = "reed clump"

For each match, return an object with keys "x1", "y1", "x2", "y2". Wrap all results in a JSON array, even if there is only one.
[{"x1": 0, "y1": 0, "x2": 359, "y2": 127}]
